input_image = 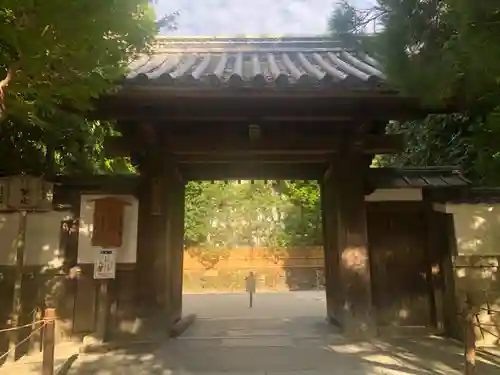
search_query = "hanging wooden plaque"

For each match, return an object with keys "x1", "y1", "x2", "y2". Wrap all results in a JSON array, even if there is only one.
[
  {"x1": 6, "y1": 175, "x2": 53, "y2": 211},
  {"x1": 91, "y1": 196, "x2": 131, "y2": 248}
]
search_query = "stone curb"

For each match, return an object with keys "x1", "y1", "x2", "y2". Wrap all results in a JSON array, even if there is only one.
[
  {"x1": 0, "y1": 353, "x2": 79, "y2": 375},
  {"x1": 56, "y1": 354, "x2": 79, "y2": 375},
  {"x1": 170, "y1": 314, "x2": 197, "y2": 338},
  {"x1": 79, "y1": 340, "x2": 161, "y2": 354}
]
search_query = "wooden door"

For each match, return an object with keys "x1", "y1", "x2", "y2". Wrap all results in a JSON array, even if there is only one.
[{"x1": 368, "y1": 206, "x2": 432, "y2": 327}]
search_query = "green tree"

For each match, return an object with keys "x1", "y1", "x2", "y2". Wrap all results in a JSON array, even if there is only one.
[
  {"x1": 329, "y1": 1, "x2": 500, "y2": 185},
  {"x1": 0, "y1": 1, "x2": 157, "y2": 121},
  {"x1": 0, "y1": 1, "x2": 179, "y2": 175},
  {"x1": 183, "y1": 180, "x2": 323, "y2": 252},
  {"x1": 374, "y1": 0, "x2": 500, "y2": 106},
  {"x1": 275, "y1": 181, "x2": 322, "y2": 247}
]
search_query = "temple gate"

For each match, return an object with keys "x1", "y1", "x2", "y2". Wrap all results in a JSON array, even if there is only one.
[
  {"x1": 5, "y1": 37, "x2": 500, "y2": 356},
  {"x1": 94, "y1": 36, "x2": 455, "y2": 337}
]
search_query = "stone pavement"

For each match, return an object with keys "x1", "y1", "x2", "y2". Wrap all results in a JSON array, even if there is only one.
[
  {"x1": 0, "y1": 342, "x2": 80, "y2": 375},
  {"x1": 13, "y1": 292, "x2": 500, "y2": 375},
  {"x1": 65, "y1": 319, "x2": 500, "y2": 375}
]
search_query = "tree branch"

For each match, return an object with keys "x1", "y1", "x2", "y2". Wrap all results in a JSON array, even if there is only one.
[{"x1": 0, "y1": 68, "x2": 12, "y2": 91}]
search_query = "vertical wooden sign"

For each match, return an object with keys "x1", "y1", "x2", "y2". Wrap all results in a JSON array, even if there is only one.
[
  {"x1": 90, "y1": 196, "x2": 130, "y2": 343},
  {"x1": 91, "y1": 196, "x2": 130, "y2": 248}
]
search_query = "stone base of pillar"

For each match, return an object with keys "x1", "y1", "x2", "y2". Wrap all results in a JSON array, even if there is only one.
[{"x1": 341, "y1": 309, "x2": 377, "y2": 338}]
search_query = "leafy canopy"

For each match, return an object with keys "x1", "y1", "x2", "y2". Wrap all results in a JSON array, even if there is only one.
[
  {"x1": 329, "y1": 1, "x2": 500, "y2": 185},
  {"x1": 0, "y1": 0, "x2": 157, "y2": 123},
  {"x1": 184, "y1": 181, "x2": 322, "y2": 250}
]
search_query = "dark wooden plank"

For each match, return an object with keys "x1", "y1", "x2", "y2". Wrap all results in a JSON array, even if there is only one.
[
  {"x1": 334, "y1": 155, "x2": 374, "y2": 335},
  {"x1": 179, "y1": 163, "x2": 327, "y2": 180},
  {"x1": 104, "y1": 134, "x2": 403, "y2": 158},
  {"x1": 320, "y1": 179, "x2": 342, "y2": 325},
  {"x1": 93, "y1": 93, "x2": 444, "y2": 122},
  {"x1": 367, "y1": 209, "x2": 431, "y2": 327},
  {"x1": 73, "y1": 276, "x2": 97, "y2": 333},
  {"x1": 168, "y1": 134, "x2": 403, "y2": 155},
  {"x1": 176, "y1": 154, "x2": 334, "y2": 164}
]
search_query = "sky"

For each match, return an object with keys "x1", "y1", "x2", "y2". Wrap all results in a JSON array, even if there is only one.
[{"x1": 154, "y1": 0, "x2": 374, "y2": 36}]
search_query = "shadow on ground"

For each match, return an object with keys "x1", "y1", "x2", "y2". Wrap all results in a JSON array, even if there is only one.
[
  {"x1": 14, "y1": 292, "x2": 500, "y2": 374},
  {"x1": 33, "y1": 324, "x2": 500, "y2": 375}
]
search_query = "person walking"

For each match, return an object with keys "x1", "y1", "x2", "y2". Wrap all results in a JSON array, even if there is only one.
[{"x1": 245, "y1": 271, "x2": 256, "y2": 308}]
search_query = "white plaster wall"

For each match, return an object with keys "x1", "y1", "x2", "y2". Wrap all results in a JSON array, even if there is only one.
[
  {"x1": 0, "y1": 213, "x2": 20, "y2": 265},
  {"x1": 78, "y1": 194, "x2": 138, "y2": 264},
  {"x1": 365, "y1": 188, "x2": 422, "y2": 202},
  {"x1": 24, "y1": 211, "x2": 72, "y2": 267},
  {"x1": 0, "y1": 211, "x2": 71, "y2": 266},
  {"x1": 445, "y1": 203, "x2": 500, "y2": 255}
]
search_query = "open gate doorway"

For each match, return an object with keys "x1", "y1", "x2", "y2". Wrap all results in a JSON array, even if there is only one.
[{"x1": 180, "y1": 179, "x2": 327, "y2": 322}]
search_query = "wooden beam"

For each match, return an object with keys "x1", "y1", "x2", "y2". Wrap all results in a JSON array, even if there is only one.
[
  {"x1": 116, "y1": 115, "x2": 355, "y2": 123},
  {"x1": 104, "y1": 134, "x2": 404, "y2": 158},
  {"x1": 167, "y1": 135, "x2": 403, "y2": 155},
  {"x1": 179, "y1": 163, "x2": 327, "y2": 180},
  {"x1": 93, "y1": 94, "x2": 436, "y2": 121},
  {"x1": 175, "y1": 154, "x2": 332, "y2": 164}
]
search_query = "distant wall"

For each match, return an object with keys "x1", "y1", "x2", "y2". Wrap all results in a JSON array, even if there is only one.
[{"x1": 183, "y1": 247, "x2": 324, "y2": 292}]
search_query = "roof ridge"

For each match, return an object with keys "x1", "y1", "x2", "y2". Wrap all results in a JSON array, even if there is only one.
[
  {"x1": 154, "y1": 35, "x2": 338, "y2": 41},
  {"x1": 151, "y1": 36, "x2": 346, "y2": 52}
]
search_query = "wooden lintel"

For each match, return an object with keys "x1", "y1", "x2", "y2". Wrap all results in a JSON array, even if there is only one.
[
  {"x1": 93, "y1": 94, "x2": 436, "y2": 122},
  {"x1": 176, "y1": 154, "x2": 331, "y2": 164},
  {"x1": 116, "y1": 115, "x2": 354, "y2": 123},
  {"x1": 105, "y1": 134, "x2": 404, "y2": 158},
  {"x1": 179, "y1": 163, "x2": 327, "y2": 181},
  {"x1": 169, "y1": 134, "x2": 403, "y2": 155}
]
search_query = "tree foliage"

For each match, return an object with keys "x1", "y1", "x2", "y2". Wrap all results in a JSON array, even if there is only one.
[
  {"x1": 0, "y1": 1, "x2": 180, "y2": 175},
  {"x1": 329, "y1": 1, "x2": 500, "y2": 185},
  {"x1": 184, "y1": 181, "x2": 322, "y2": 250},
  {"x1": 373, "y1": 0, "x2": 500, "y2": 107},
  {"x1": 0, "y1": 0, "x2": 157, "y2": 122}
]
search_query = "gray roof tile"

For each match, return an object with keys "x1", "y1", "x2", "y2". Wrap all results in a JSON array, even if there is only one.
[
  {"x1": 125, "y1": 36, "x2": 385, "y2": 88},
  {"x1": 369, "y1": 167, "x2": 470, "y2": 189}
]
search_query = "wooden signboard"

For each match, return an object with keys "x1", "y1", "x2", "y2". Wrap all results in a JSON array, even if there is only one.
[
  {"x1": 3, "y1": 175, "x2": 53, "y2": 211},
  {"x1": 91, "y1": 196, "x2": 130, "y2": 248},
  {"x1": 93, "y1": 249, "x2": 117, "y2": 279}
]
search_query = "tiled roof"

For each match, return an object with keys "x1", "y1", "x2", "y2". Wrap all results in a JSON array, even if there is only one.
[
  {"x1": 432, "y1": 188, "x2": 500, "y2": 204},
  {"x1": 369, "y1": 167, "x2": 471, "y2": 189},
  {"x1": 126, "y1": 36, "x2": 386, "y2": 88}
]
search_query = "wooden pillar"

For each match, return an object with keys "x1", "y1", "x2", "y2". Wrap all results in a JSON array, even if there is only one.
[
  {"x1": 9, "y1": 210, "x2": 28, "y2": 361},
  {"x1": 140, "y1": 155, "x2": 185, "y2": 326},
  {"x1": 324, "y1": 154, "x2": 375, "y2": 336},
  {"x1": 422, "y1": 194, "x2": 439, "y2": 329},
  {"x1": 168, "y1": 177, "x2": 185, "y2": 323},
  {"x1": 136, "y1": 174, "x2": 156, "y2": 308},
  {"x1": 136, "y1": 153, "x2": 173, "y2": 314},
  {"x1": 320, "y1": 180, "x2": 340, "y2": 325}
]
